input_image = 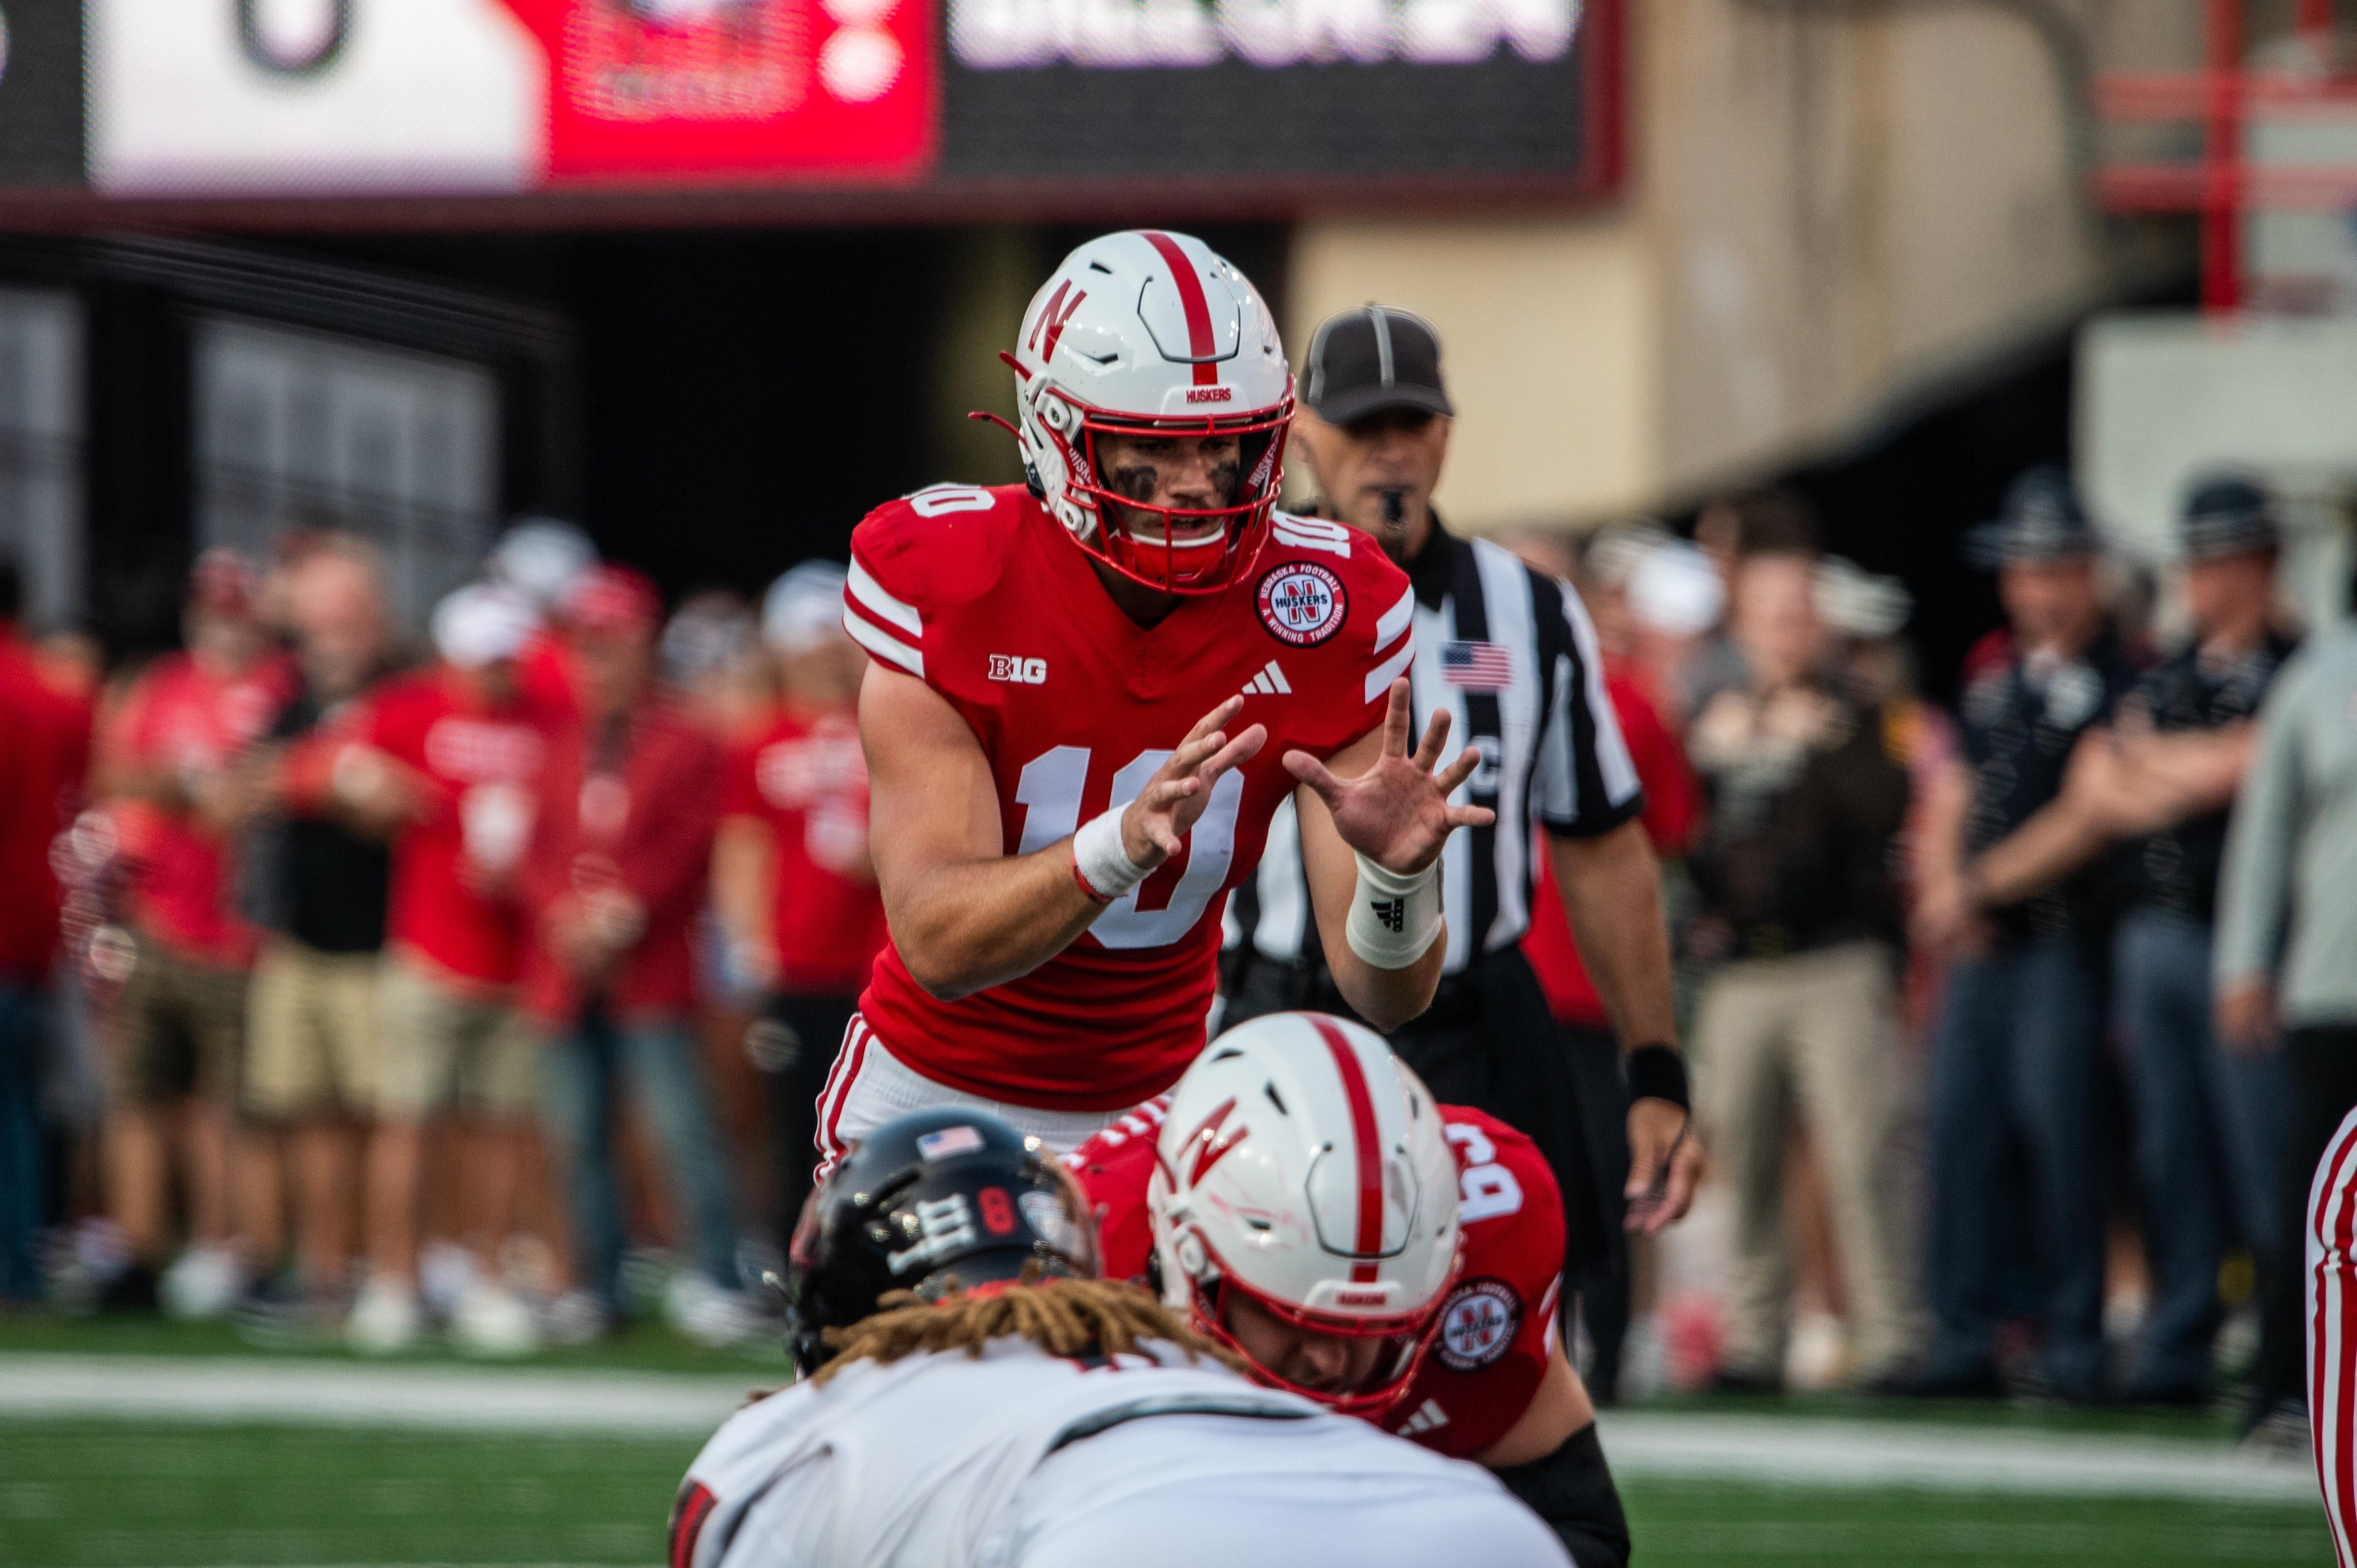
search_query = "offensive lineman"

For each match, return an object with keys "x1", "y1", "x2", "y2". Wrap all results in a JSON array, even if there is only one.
[
  {"x1": 828, "y1": 230, "x2": 1488, "y2": 1163},
  {"x1": 669, "y1": 1108, "x2": 1571, "y2": 1568},
  {"x1": 1068, "y1": 1011, "x2": 1630, "y2": 1568}
]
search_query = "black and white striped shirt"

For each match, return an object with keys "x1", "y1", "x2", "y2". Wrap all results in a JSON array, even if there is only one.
[{"x1": 1227, "y1": 515, "x2": 1643, "y2": 977}]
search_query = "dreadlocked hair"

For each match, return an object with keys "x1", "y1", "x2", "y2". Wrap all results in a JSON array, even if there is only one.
[{"x1": 810, "y1": 1266, "x2": 1247, "y2": 1385}]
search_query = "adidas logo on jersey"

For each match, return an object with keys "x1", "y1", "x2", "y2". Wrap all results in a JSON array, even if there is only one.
[
  {"x1": 1239, "y1": 660, "x2": 1291, "y2": 697},
  {"x1": 1399, "y1": 1398, "x2": 1450, "y2": 1436}
]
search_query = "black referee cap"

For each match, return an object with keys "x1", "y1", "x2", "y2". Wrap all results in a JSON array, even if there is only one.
[{"x1": 1301, "y1": 305, "x2": 1455, "y2": 425}]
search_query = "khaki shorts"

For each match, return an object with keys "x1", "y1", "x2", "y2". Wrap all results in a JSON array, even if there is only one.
[
  {"x1": 113, "y1": 933, "x2": 249, "y2": 1109},
  {"x1": 244, "y1": 938, "x2": 381, "y2": 1120},
  {"x1": 375, "y1": 957, "x2": 539, "y2": 1120}
]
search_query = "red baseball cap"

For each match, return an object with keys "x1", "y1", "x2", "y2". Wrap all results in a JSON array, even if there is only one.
[{"x1": 561, "y1": 564, "x2": 663, "y2": 637}]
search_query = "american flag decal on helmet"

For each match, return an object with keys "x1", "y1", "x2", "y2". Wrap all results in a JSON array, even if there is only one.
[{"x1": 1440, "y1": 640, "x2": 1513, "y2": 691}]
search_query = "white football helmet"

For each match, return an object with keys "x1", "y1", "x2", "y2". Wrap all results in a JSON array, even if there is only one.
[
  {"x1": 1149, "y1": 1012, "x2": 1462, "y2": 1419},
  {"x1": 1004, "y1": 230, "x2": 1292, "y2": 595}
]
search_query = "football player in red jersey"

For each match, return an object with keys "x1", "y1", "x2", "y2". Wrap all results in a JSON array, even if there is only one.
[
  {"x1": 827, "y1": 231, "x2": 1490, "y2": 1165},
  {"x1": 1066, "y1": 1011, "x2": 1630, "y2": 1568}
]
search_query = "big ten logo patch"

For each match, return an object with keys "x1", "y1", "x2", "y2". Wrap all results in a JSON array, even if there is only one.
[
  {"x1": 1434, "y1": 1279, "x2": 1520, "y2": 1371},
  {"x1": 989, "y1": 654, "x2": 1048, "y2": 685},
  {"x1": 1255, "y1": 563, "x2": 1347, "y2": 648}
]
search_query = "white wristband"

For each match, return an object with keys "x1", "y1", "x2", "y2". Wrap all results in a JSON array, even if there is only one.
[
  {"x1": 1344, "y1": 850, "x2": 1443, "y2": 970},
  {"x1": 1073, "y1": 802, "x2": 1151, "y2": 902}
]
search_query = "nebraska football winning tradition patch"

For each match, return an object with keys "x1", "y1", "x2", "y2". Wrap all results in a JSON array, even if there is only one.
[{"x1": 1255, "y1": 563, "x2": 1348, "y2": 647}]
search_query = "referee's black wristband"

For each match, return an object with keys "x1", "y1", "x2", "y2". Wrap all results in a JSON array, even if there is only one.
[{"x1": 1624, "y1": 1043, "x2": 1689, "y2": 1111}]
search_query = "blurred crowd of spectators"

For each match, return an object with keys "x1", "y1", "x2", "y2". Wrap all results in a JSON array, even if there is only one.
[
  {"x1": 0, "y1": 464, "x2": 2346, "y2": 1438},
  {"x1": 0, "y1": 521, "x2": 886, "y2": 1355},
  {"x1": 1520, "y1": 465, "x2": 2336, "y2": 1442}
]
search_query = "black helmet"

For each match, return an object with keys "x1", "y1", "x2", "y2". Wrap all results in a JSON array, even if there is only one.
[{"x1": 783, "y1": 1108, "x2": 1101, "y2": 1375}]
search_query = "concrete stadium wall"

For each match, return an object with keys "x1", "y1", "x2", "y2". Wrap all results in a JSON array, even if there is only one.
[{"x1": 1288, "y1": 0, "x2": 2189, "y2": 534}]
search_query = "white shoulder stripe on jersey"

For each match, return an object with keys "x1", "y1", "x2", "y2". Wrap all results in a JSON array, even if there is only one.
[
  {"x1": 843, "y1": 606, "x2": 923, "y2": 679},
  {"x1": 1373, "y1": 585, "x2": 1414, "y2": 656},
  {"x1": 847, "y1": 557, "x2": 922, "y2": 637},
  {"x1": 1363, "y1": 634, "x2": 1415, "y2": 705}
]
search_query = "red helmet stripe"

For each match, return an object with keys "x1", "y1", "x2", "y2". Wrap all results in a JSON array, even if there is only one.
[
  {"x1": 1309, "y1": 1014, "x2": 1385, "y2": 1284},
  {"x1": 1140, "y1": 231, "x2": 1221, "y2": 388}
]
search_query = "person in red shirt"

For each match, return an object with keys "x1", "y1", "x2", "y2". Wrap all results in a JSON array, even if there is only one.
[
  {"x1": 0, "y1": 558, "x2": 93, "y2": 1303},
  {"x1": 1066, "y1": 1013, "x2": 1629, "y2": 1568},
  {"x1": 99, "y1": 551, "x2": 294, "y2": 1317},
  {"x1": 714, "y1": 562, "x2": 887, "y2": 1248},
  {"x1": 332, "y1": 582, "x2": 568, "y2": 1354},
  {"x1": 520, "y1": 565, "x2": 753, "y2": 1346},
  {"x1": 488, "y1": 516, "x2": 597, "y2": 723}
]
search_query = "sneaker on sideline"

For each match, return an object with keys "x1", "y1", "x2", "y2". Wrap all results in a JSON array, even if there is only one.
[
  {"x1": 665, "y1": 1272, "x2": 766, "y2": 1350},
  {"x1": 347, "y1": 1278, "x2": 425, "y2": 1355},
  {"x1": 451, "y1": 1280, "x2": 543, "y2": 1358},
  {"x1": 542, "y1": 1289, "x2": 610, "y2": 1348},
  {"x1": 160, "y1": 1245, "x2": 244, "y2": 1321},
  {"x1": 2240, "y1": 1398, "x2": 2312, "y2": 1460}
]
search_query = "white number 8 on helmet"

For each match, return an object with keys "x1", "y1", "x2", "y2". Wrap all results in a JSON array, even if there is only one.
[
  {"x1": 1002, "y1": 230, "x2": 1293, "y2": 596},
  {"x1": 1149, "y1": 1011, "x2": 1462, "y2": 1420}
]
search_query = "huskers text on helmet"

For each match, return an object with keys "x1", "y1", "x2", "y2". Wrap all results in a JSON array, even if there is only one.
[{"x1": 951, "y1": 0, "x2": 1578, "y2": 70}]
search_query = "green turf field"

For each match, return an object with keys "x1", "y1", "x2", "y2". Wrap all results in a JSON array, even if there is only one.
[
  {"x1": 0, "y1": 1417, "x2": 2335, "y2": 1568},
  {"x1": 0, "y1": 1311, "x2": 790, "y2": 1375}
]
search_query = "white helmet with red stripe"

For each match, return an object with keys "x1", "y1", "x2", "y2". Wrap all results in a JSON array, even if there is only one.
[
  {"x1": 1148, "y1": 1011, "x2": 1462, "y2": 1419},
  {"x1": 1006, "y1": 230, "x2": 1292, "y2": 595}
]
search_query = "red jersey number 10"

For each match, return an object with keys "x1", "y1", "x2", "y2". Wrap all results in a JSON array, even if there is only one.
[{"x1": 1014, "y1": 745, "x2": 1245, "y2": 950}]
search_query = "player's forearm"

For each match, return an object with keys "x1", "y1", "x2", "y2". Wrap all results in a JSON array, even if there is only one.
[
  {"x1": 1324, "y1": 933, "x2": 1447, "y2": 1032},
  {"x1": 886, "y1": 842, "x2": 1107, "y2": 1000},
  {"x1": 1551, "y1": 821, "x2": 1677, "y2": 1049}
]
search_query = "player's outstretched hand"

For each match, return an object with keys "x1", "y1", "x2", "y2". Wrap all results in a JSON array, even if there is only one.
[
  {"x1": 1121, "y1": 697, "x2": 1267, "y2": 866},
  {"x1": 1282, "y1": 678, "x2": 1495, "y2": 875}
]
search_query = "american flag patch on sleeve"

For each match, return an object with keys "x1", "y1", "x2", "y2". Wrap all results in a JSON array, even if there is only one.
[{"x1": 1440, "y1": 641, "x2": 1515, "y2": 690}]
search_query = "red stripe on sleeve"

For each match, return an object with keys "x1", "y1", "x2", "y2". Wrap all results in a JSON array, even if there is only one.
[{"x1": 669, "y1": 1481, "x2": 718, "y2": 1568}]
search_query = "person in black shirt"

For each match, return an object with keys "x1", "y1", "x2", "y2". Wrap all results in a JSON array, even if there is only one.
[
  {"x1": 1939, "y1": 475, "x2": 2298, "y2": 1409},
  {"x1": 2106, "y1": 478, "x2": 2296, "y2": 1405},
  {"x1": 236, "y1": 541, "x2": 398, "y2": 1319},
  {"x1": 1910, "y1": 467, "x2": 2141, "y2": 1402}
]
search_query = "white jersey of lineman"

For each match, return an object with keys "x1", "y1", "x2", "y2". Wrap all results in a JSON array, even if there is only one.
[{"x1": 672, "y1": 1337, "x2": 1570, "y2": 1568}]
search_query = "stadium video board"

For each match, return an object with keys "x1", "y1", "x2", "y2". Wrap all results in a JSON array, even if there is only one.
[{"x1": 27, "y1": 0, "x2": 1615, "y2": 204}]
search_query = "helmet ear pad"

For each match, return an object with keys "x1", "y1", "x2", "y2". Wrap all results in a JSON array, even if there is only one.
[{"x1": 1015, "y1": 381, "x2": 1099, "y2": 546}]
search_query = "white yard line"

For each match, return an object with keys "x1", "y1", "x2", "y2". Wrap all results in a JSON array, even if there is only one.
[
  {"x1": 0, "y1": 1354, "x2": 2325, "y2": 1504},
  {"x1": 0, "y1": 1354, "x2": 757, "y2": 1435},
  {"x1": 1598, "y1": 1411, "x2": 2323, "y2": 1503}
]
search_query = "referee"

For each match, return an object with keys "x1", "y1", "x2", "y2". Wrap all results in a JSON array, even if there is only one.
[{"x1": 1223, "y1": 305, "x2": 1702, "y2": 1264}]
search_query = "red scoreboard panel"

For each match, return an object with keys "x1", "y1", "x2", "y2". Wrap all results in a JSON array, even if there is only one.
[{"x1": 506, "y1": 0, "x2": 932, "y2": 183}]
